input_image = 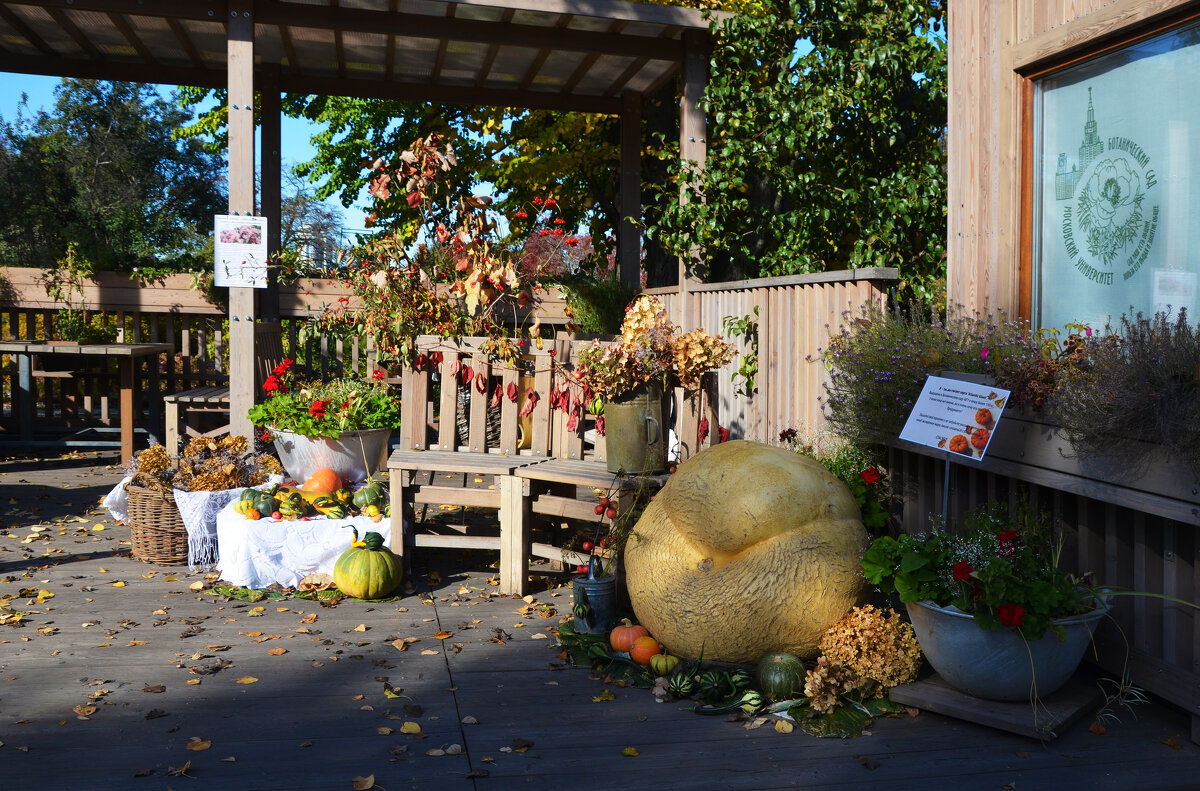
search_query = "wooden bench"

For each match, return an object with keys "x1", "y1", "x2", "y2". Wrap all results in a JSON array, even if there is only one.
[
  {"x1": 163, "y1": 322, "x2": 285, "y2": 454},
  {"x1": 385, "y1": 336, "x2": 553, "y2": 589},
  {"x1": 502, "y1": 334, "x2": 720, "y2": 594}
]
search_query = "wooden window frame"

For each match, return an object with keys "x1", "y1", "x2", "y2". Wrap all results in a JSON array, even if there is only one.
[{"x1": 1018, "y1": 7, "x2": 1200, "y2": 324}]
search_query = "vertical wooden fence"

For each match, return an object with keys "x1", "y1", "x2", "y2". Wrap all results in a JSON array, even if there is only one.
[{"x1": 648, "y1": 268, "x2": 899, "y2": 442}]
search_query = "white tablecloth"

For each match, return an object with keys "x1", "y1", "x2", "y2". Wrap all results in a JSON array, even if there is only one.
[{"x1": 215, "y1": 499, "x2": 394, "y2": 588}]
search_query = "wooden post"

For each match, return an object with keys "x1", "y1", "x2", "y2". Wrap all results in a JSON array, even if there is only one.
[
  {"x1": 260, "y1": 64, "x2": 282, "y2": 320},
  {"x1": 618, "y1": 90, "x2": 643, "y2": 290},
  {"x1": 228, "y1": 2, "x2": 256, "y2": 440},
  {"x1": 678, "y1": 29, "x2": 708, "y2": 330},
  {"x1": 498, "y1": 475, "x2": 530, "y2": 596}
]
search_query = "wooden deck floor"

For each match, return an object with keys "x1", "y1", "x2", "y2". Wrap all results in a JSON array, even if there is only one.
[{"x1": 1, "y1": 451, "x2": 1199, "y2": 791}]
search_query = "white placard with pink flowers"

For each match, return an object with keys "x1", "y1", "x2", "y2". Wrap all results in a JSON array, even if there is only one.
[
  {"x1": 214, "y1": 214, "x2": 269, "y2": 288},
  {"x1": 899, "y1": 376, "x2": 1011, "y2": 461}
]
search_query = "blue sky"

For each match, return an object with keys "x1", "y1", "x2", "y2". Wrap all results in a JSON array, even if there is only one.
[{"x1": 0, "y1": 73, "x2": 368, "y2": 235}]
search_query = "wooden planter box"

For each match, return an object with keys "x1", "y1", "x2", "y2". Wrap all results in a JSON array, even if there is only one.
[{"x1": 881, "y1": 409, "x2": 1199, "y2": 526}]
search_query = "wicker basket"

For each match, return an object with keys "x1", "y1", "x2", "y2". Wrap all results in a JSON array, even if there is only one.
[{"x1": 124, "y1": 475, "x2": 188, "y2": 565}]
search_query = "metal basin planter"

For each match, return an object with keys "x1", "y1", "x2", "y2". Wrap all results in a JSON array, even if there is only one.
[
  {"x1": 271, "y1": 427, "x2": 390, "y2": 485},
  {"x1": 906, "y1": 599, "x2": 1107, "y2": 701}
]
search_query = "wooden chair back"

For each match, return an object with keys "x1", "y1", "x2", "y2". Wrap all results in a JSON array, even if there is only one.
[
  {"x1": 397, "y1": 335, "x2": 553, "y2": 457},
  {"x1": 253, "y1": 322, "x2": 285, "y2": 393}
]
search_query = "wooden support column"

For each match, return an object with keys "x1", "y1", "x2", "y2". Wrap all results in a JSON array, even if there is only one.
[
  {"x1": 260, "y1": 64, "x2": 282, "y2": 320},
  {"x1": 618, "y1": 90, "x2": 643, "y2": 290},
  {"x1": 678, "y1": 29, "x2": 708, "y2": 329},
  {"x1": 228, "y1": 1, "x2": 256, "y2": 440}
]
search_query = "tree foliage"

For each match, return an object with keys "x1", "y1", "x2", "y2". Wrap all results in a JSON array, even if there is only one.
[
  {"x1": 0, "y1": 79, "x2": 225, "y2": 273},
  {"x1": 648, "y1": 0, "x2": 947, "y2": 302},
  {"x1": 175, "y1": 90, "x2": 622, "y2": 260}
]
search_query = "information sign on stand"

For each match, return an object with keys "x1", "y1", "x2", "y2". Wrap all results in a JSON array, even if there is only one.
[
  {"x1": 900, "y1": 376, "x2": 1011, "y2": 461},
  {"x1": 900, "y1": 375, "x2": 1012, "y2": 522},
  {"x1": 213, "y1": 214, "x2": 269, "y2": 288}
]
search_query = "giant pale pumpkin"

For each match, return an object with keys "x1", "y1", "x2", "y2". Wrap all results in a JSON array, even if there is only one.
[
  {"x1": 624, "y1": 441, "x2": 868, "y2": 662},
  {"x1": 334, "y1": 530, "x2": 403, "y2": 600}
]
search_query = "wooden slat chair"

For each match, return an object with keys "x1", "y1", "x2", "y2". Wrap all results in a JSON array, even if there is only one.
[
  {"x1": 385, "y1": 336, "x2": 554, "y2": 590},
  {"x1": 163, "y1": 322, "x2": 285, "y2": 454},
  {"x1": 501, "y1": 334, "x2": 721, "y2": 595}
]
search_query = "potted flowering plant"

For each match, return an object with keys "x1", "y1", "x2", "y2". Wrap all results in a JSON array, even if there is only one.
[
  {"x1": 574, "y1": 295, "x2": 734, "y2": 473},
  {"x1": 247, "y1": 359, "x2": 401, "y2": 484},
  {"x1": 861, "y1": 501, "x2": 1106, "y2": 700}
]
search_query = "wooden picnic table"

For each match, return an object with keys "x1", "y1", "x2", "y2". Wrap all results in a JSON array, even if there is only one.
[{"x1": 0, "y1": 340, "x2": 173, "y2": 464}]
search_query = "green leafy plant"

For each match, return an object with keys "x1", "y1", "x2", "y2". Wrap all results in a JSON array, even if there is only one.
[
  {"x1": 861, "y1": 502, "x2": 1095, "y2": 642},
  {"x1": 247, "y1": 359, "x2": 401, "y2": 440},
  {"x1": 721, "y1": 307, "x2": 758, "y2": 397},
  {"x1": 779, "y1": 428, "x2": 890, "y2": 532}
]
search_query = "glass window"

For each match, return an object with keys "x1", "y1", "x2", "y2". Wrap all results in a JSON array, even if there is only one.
[{"x1": 1033, "y1": 22, "x2": 1200, "y2": 331}]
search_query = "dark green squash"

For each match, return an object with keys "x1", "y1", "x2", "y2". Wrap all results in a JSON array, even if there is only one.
[
  {"x1": 334, "y1": 529, "x2": 403, "y2": 599},
  {"x1": 757, "y1": 652, "x2": 806, "y2": 701}
]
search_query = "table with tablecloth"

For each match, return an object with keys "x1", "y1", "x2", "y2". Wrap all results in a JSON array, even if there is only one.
[{"x1": 214, "y1": 499, "x2": 394, "y2": 588}]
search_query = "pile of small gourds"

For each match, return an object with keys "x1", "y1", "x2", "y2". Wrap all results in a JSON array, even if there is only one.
[
  {"x1": 232, "y1": 477, "x2": 389, "y2": 523},
  {"x1": 602, "y1": 618, "x2": 808, "y2": 716}
]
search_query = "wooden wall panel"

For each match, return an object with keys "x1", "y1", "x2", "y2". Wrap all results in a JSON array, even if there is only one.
[{"x1": 948, "y1": 0, "x2": 1200, "y2": 317}]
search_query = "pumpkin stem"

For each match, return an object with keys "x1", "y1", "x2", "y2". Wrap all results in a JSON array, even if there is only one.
[
  {"x1": 349, "y1": 526, "x2": 360, "y2": 548},
  {"x1": 618, "y1": 618, "x2": 633, "y2": 628}
]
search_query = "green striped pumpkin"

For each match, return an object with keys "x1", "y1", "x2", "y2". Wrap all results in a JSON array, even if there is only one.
[{"x1": 334, "y1": 530, "x2": 403, "y2": 600}]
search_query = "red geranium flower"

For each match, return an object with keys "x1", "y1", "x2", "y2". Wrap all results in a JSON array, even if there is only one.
[
  {"x1": 309, "y1": 400, "x2": 327, "y2": 418},
  {"x1": 371, "y1": 368, "x2": 387, "y2": 380},
  {"x1": 860, "y1": 467, "x2": 881, "y2": 485},
  {"x1": 996, "y1": 529, "x2": 1018, "y2": 544},
  {"x1": 262, "y1": 374, "x2": 282, "y2": 394},
  {"x1": 952, "y1": 560, "x2": 973, "y2": 581},
  {"x1": 998, "y1": 603, "x2": 1025, "y2": 628}
]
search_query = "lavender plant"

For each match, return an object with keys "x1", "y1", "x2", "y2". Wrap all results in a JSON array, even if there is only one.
[{"x1": 821, "y1": 304, "x2": 1044, "y2": 443}]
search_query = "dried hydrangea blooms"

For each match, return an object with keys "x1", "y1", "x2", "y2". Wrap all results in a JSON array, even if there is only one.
[
  {"x1": 817, "y1": 605, "x2": 922, "y2": 694},
  {"x1": 674, "y1": 329, "x2": 735, "y2": 391},
  {"x1": 133, "y1": 444, "x2": 172, "y2": 478},
  {"x1": 804, "y1": 657, "x2": 860, "y2": 713}
]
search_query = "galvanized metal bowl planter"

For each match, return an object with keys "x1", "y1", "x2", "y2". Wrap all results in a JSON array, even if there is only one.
[{"x1": 906, "y1": 598, "x2": 1108, "y2": 701}]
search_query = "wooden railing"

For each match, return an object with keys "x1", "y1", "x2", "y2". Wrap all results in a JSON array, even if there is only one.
[
  {"x1": 647, "y1": 268, "x2": 899, "y2": 442},
  {"x1": 0, "y1": 267, "x2": 569, "y2": 443}
]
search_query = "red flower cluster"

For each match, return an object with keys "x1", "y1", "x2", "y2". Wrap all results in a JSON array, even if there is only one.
[
  {"x1": 997, "y1": 603, "x2": 1025, "y2": 628},
  {"x1": 952, "y1": 560, "x2": 973, "y2": 582},
  {"x1": 309, "y1": 399, "x2": 327, "y2": 418},
  {"x1": 371, "y1": 368, "x2": 387, "y2": 380},
  {"x1": 996, "y1": 528, "x2": 1018, "y2": 558},
  {"x1": 860, "y1": 467, "x2": 881, "y2": 485}
]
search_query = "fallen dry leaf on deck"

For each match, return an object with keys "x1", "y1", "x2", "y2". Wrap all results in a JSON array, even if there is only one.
[
  {"x1": 591, "y1": 689, "x2": 615, "y2": 702},
  {"x1": 376, "y1": 727, "x2": 394, "y2": 736},
  {"x1": 1088, "y1": 719, "x2": 1107, "y2": 735},
  {"x1": 352, "y1": 776, "x2": 377, "y2": 791},
  {"x1": 266, "y1": 648, "x2": 287, "y2": 656},
  {"x1": 186, "y1": 738, "x2": 211, "y2": 752},
  {"x1": 1165, "y1": 737, "x2": 1181, "y2": 750},
  {"x1": 399, "y1": 722, "x2": 423, "y2": 735},
  {"x1": 622, "y1": 747, "x2": 639, "y2": 757},
  {"x1": 420, "y1": 649, "x2": 439, "y2": 656},
  {"x1": 434, "y1": 630, "x2": 453, "y2": 640},
  {"x1": 73, "y1": 705, "x2": 96, "y2": 716},
  {"x1": 298, "y1": 573, "x2": 335, "y2": 592},
  {"x1": 111, "y1": 581, "x2": 125, "y2": 588},
  {"x1": 235, "y1": 676, "x2": 258, "y2": 685},
  {"x1": 774, "y1": 720, "x2": 794, "y2": 734},
  {"x1": 143, "y1": 685, "x2": 165, "y2": 694}
]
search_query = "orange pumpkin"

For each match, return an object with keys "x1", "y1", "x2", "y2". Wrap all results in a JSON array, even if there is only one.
[
  {"x1": 609, "y1": 618, "x2": 650, "y2": 653},
  {"x1": 301, "y1": 467, "x2": 342, "y2": 494},
  {"x1": 629, "y1": 635, "x2": 661, "y2": 666}
]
